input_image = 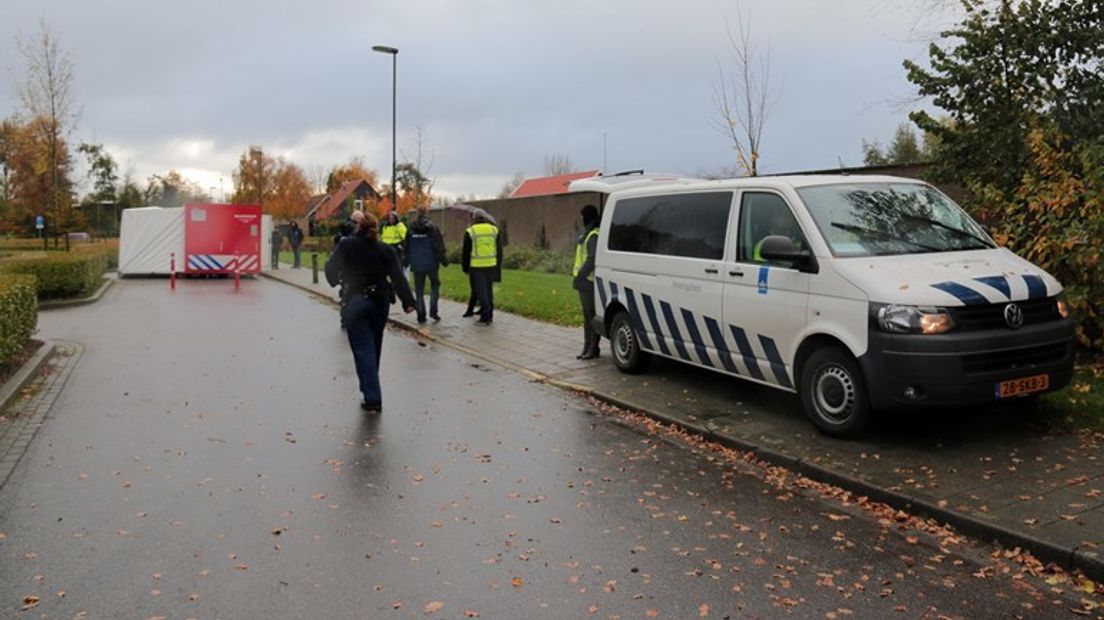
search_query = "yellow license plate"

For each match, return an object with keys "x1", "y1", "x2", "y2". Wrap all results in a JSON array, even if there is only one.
[{"x1": 996, "y1": 374, "x2": 1050, "y2": 398}]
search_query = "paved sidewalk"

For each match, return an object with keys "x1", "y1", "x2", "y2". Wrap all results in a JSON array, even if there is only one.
[{"x1": 265, "y1": 263, "x2": 1104, "y2": 579}]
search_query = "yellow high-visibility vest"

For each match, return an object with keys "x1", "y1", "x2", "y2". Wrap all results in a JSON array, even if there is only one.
[
  {"x1": 467, "y1": 223, "x2": 498, "y2": 268},
  {"x1": 572, "y1": 227, "x2": 600, "y2": 280},
  {"x1": 381, "y1": 221, "x2": 407, "y2": 245}
]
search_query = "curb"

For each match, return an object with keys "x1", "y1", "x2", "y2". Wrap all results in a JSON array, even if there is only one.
[
  {"x1": 38, "y1": 275, "x2": 115, "y2": 310},
  {"x1": 0, "y1": 342, "x2": 56, "y2": 413},
  {"x1": 263, "y1": 272, "x2": 1104, "y2": 583}
]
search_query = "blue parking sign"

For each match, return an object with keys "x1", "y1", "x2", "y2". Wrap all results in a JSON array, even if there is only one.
[{"x1": 35, "y1": 215, "x2": 44, "y2": 229}]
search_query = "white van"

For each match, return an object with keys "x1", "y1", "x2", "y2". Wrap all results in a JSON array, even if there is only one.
[{"x1": 574, "y1": 175, "x2": 1075, "y2": 437}]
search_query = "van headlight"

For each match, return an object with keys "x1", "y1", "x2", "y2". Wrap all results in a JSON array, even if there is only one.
[
  {"x1": 872, "y1": 303, "x2": 955, "y2": 335},
  {"x1": 1056, "y1": 294, "x2": 1070, "y2": 319}
]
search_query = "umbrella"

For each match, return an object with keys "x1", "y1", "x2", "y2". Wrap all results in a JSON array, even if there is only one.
[{"x1": 444, "y1": 203, "x2": 496, "y2": 225}]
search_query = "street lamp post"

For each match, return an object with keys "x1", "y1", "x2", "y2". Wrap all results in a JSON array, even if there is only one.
[{"x1": 372, "y1": 44, "x2": 399, "y2": 212}]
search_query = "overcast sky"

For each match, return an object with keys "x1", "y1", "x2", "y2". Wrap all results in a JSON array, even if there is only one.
[{"x1": 0, "y1": 1, "x2": 953, "y2": 200}]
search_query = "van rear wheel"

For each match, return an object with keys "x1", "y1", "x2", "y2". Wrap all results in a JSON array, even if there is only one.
[
  {"x1": 800, "y1": 347, "x2": 871, "y2": 438},
  {"x1": 610, "y1": 312, "x2": 651, "y2": 374}
]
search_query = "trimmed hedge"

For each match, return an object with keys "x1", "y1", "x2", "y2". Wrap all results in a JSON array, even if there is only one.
[
  {"x1": 0, "y1": 248, "x2": 110, "y2": 299},
  {"x1": 443, "y1": 243, "x2": 573, "y2": 275},
  {"x1": 0, "y1": 274, "x2": 37, "y2": 365}
]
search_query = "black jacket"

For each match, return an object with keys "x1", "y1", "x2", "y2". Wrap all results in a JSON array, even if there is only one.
[
  {"x1": 405, "y1": 215, "x2": 447, "y2": 273},
  {"x1": 325, "y1": 233, "x2": 415, "y2": 308}
]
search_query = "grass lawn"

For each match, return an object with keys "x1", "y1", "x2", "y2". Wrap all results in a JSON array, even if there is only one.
[
  {"x1": 435, "y1": 264, "x2": 581, "y2": 327},
  {"x1": 279, "y1": 251, "x2": 581, "y2": 326}
]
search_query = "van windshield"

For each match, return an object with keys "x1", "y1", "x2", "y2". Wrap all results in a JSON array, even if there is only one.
[{"x1": 796, "y1": 183, "x2": 995, "y2": 257}]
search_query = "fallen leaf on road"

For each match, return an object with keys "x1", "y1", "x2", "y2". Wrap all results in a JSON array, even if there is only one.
[
  {"x1": 464, "y1": 610, "x2": 480, "y2": 618},
  {"x1": 424, "y1": 600, "x2": 444, "y2": 614},
  {"x1": 511, "y1": 577, "x2": 523, "y2": 588},
  {"x1": 699, "y1": 602, "x2": 710, "y2": 616},
  {"x1": 22, "y1": 595, "x2": 39, "y2": 610},
  {"x1": 588, "y1": 604, "x2": 599, "y2": 614}
]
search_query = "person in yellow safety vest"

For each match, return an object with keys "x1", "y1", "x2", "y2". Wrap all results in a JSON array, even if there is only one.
[
  {"x1": 572, "y1": 204, "x2": 601, "y2": 359},
  {"x1": 380, "y1": 211, "x2": 408, "y2": 269},
  {"x1": 462, "y1": 208, "x2": 502, "y2": 325}
]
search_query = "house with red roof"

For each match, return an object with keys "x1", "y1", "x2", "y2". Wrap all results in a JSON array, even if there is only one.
[{"x1": 509, "y1": 170, "x2": 601, "y2": 198}]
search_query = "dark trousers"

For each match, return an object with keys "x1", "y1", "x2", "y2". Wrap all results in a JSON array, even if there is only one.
[
  {"x1": 413, "y1": 268, "x2": 440, "y2": 321},
  {"x1": 342, "y1": 295, "x2": 389, "y2": 405},
  {"x1": 470, "y1": 268, "x2": 495, "y2": 322},
  {"x1": 271, "y1": 243, "x2": 279, "y2": 269},
  {"x1": 578, "y1": 284, "x2": 599, "y2": 353},
  {"x1": 465, "y1": 272, "x2": 478, "y2": 314},
  {"x1": 292, "y1": 245, "x2": 302, "y2": 268}
]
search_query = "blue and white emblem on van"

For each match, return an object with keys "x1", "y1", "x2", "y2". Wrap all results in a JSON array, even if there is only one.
[{"x1": 930, "y1": 274, "x2": 1048, "y2": 305}]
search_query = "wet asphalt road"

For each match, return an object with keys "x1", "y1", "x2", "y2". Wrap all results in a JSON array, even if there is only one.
[{"x1": 0, "y1": 278, "x2": 1091, "y2": 618}]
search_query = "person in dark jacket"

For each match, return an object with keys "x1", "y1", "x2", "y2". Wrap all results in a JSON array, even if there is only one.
[
  {"x1": 288, "y1": 221, "x2": 305, "y2": 268},
  {"x1": 404, "y1": 205, "x2": 448, "y2": 323},
  {"x1": 333, "y1": 211, "x2": 364, "y2": 328},
  {"x1": 573, "y1": 204, "x2": 601, "y2": 359},
  {"x1": 325, "y1": 211, "x2": 415, "y2": 412},
  {"x1": 270, "y1": 227, "x2": 282, "y2": 269}
]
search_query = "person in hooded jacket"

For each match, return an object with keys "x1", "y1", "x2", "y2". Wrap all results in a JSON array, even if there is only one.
[
  {"x1": 404, "y1": 204, "x2": 448, "y2": 323},
  {"x1": 325, "y1": 211, "x2": 415, "y2": 412}
]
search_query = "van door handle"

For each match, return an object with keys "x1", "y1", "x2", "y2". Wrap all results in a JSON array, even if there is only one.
[
  {"x1": 704, "y1": 267, "x2": 718, "y2": 274},
  {"x1": 729, "y1": 269, "x2": 744, "y2": 277}
]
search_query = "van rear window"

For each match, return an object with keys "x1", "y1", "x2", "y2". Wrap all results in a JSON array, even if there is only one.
[{"x1": 608, "y1": 192, "x2": 732, "y2": 260}]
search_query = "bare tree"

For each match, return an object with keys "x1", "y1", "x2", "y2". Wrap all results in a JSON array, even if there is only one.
[
  {"x1": 498, "y1": 172, "x2": 526, "y2": 198},
  {"x1": 400, "y1": 124, "x2": 435, "y2": 209},
  {"x1": 16, "y1": 18, "x2": 78, "y2": 225},
  {"x1": 712, "y1": 10, "x2": 778, "y2": 177},
  {"x1": 305, "y1": 164, "x2": 329, "y2": 195},
  {"x1": 543, "y1": 154, "x2": 573, "y2": 176}
]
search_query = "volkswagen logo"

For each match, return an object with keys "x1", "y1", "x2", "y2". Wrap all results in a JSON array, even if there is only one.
[{"x1": 1004, "y1": 303, "x2": 1024, "y2": 329}]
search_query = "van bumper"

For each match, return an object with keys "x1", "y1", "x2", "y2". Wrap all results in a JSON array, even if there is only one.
[{"x1": 858, "y1": 318, "x2": 1076, "y2": 410}]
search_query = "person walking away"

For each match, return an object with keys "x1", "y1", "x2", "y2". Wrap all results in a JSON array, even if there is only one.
[
  {"x1": 325, "y1": 211, "x2": 415, "y2": 412},
  {"x1": 405, "y1": 205, "x2": 448, "y2": 323},
  {"x1": 333, "y1": 211, "x2": 364, "y2": 329},
  {"x1": 270, "y1": 226, "x2": 282, "y2": 270},
  {"x1": 288, "y1": 221, "x2": 305, "y2": 268},
  {"x1": 462, "y1": 209, "x2": 502, "y2": 325},
  {"x1": 380, "y1": 211, "x2": 408, "y2": 272},
  {"x1": 573, "y1": 204, "x2": 601, "y2": 359}
]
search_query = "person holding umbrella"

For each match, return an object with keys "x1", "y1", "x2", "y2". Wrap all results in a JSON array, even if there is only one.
[{"x1": 462, "y1": 208, "x2": 502, "y2": 325}]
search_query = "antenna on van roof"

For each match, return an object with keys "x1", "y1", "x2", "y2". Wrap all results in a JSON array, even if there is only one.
[{"x1": 607, "y1": 169, "x2": 644, "y2": 177}]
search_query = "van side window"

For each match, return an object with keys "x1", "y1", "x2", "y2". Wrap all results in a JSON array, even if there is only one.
[
  {"x1": 738, "y1": 192, "x2": 804, "y2": 267},
  {"x1": 608, "y1": 192, "x2": 732, "y2": 260}
]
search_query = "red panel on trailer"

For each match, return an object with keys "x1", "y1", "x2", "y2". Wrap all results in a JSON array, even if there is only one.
[{"x1": 183, "y1": 204, "x2": 262, "y2": 274}]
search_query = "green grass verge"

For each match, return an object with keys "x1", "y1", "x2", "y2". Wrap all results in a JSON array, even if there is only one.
[{"x1": 281, "y1": 251, "x2": 581, "y2": 327}]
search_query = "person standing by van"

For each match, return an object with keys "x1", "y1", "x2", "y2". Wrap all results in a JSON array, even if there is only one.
[
  {"x1": 405, "y1": 204, "x2": 448, "y2": 323},
  {"x1": 573, "y1": 204, "x2": 601, "y2": 359},
  {"x1": 325, "y1": 211, "x2": 415, "y2": 412},
  {"x1": 462, "y1": 209, "x2": 501, "y2": 325}
]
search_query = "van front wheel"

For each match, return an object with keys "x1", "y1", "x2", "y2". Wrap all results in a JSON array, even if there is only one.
[
  {"x1": 799, "y1": 347, "x2": 871, "y2": 437},
  {"x1": 610, "y1": 312, "x2": 651, "y2": 374}
]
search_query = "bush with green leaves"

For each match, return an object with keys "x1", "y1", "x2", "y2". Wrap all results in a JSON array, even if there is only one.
[
  {"x1": 0, "y1": 274, "x2": 37, "y2": 365},
  {"x1": 0, "y1": 248, "x2": 110, "y2": 299},
  {"x1": 443, "y1": 243, "x2": 573, "y2": 275}
]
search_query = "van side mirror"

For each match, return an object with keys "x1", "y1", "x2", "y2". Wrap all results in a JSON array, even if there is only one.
[{"x1": 759, "y1": 235, "x2": 818, "y2": 273}]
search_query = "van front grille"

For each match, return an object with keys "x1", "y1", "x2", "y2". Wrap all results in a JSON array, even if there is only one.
[{"x1": 950, "y1": 298, "x2": 1060, "y2": 331}]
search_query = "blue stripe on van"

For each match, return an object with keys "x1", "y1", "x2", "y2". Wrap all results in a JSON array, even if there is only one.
[
  {"x1": 641, "y1": 294, "x2": 672, "y2": 357},
  {"x1": 931, "y1": 281, "x2": 989, "y2": 306},
  {"x1": 659, "y1": 301, "x2": 691, "y2": 361},
  {"x1": 595, "y1": 276, "x2": 608, "y2": 309},
  {"x1": 609, "y1": 281, "x2": 619, "y2": 304},
  {"x1": 703, "y1": 316, "x2": 738, "y2": 374},
  {"x1": 624, "y1": 288, "x2": 655, "y2": 351},
  {"x1": 729, "y1": 325, "x2": 765, "y2": 381},
  {"x1": 680, "y1": 308, "x2": 713, "y2": 368},
  {"x1": 1022, "y1": 274, "x2": 1047, "y2": 299},
  {"x1": 758, "y1": 335, "x2": 792, "y2": 389},
  {"x1": 973, "y1": 275, "x2": 1011, "y2": 299}
]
